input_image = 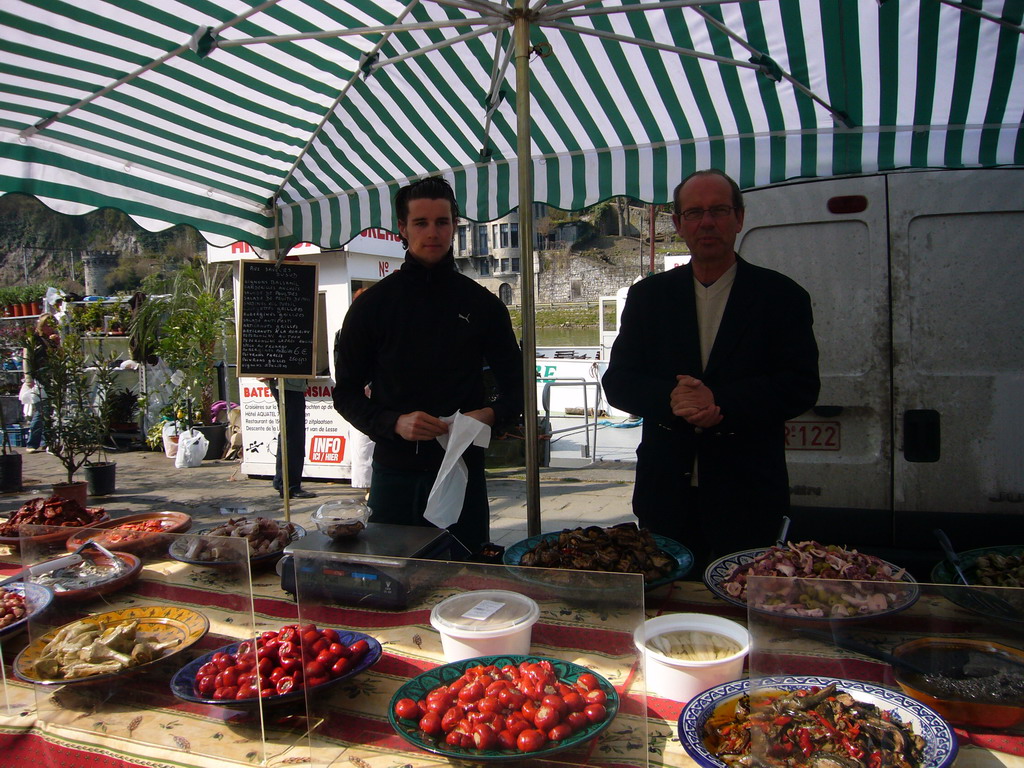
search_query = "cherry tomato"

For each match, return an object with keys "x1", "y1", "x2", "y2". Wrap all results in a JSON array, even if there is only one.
[
  {"x1": 196, "y1": 674, "x2": 216, "y2": 696},
  {"x1": 562, "y1": 691, "x2": 586, "y2": 713},
  {"x1": 327, "y1": 642, "x2": 347, "y2": 658},
  {"x1": 275, "y1": 676, "x2": 296, "y2": 695},
  {"x1": 269, "y1": 667, "x2": 286, "y2": 683},
  {"x1": 566, "y1": 711, "x2": 589, "y2": 731},
  {"x1": 542, "y1": 694, "x2": 567, "y2": 717},
  {"x1": 348, "y1": 639, "x2": 370, "y2": 658},
  {"x1": 236, "y1": 684, "x2": 258, "y2": 700},
  {"x1": 497, "y1": 729, "x2": 517, "y2": 750},
  {"x1": 441, "y1": 705, "x2": 466, "y2": 733},
  {"x1": 548, "y1": 723, "x2": 573, "y2": 742},
  {"x1": 521, "y1": 699, "x2": 539, "y2": 724},
  {"x1": 198, "y1": 662, "x2": 219, "y2": 678},
  {"x1": 321, "y1": 628, "x2": 339, "y2": 644},
  {"x1": 331, "y1": 656, "x2": 352, "y2": 677},
  {"x1": 214, "y1": 685, "x2": 238, "y2": 700},
  {"x1": 576, "y1": 673, "x2": 599, "y2": 692},
  {"x1": 584, "y1": 703, "x2": 607, "y2": 723},
  {"x1": 516, "y1": 728, "x2": 547, "y2": 753},
  {"x1": 304, "y1": 661, "x2": 327, "y2": 679},
  {"x1": 306, "y1": 674, "x2": 329, "y2": 687},
  {"x1": 585, "y1": 688, "x2": 608, "y2": 705},
  {"x1": 472, "y1": 723, "x2": 498, "y2": 750},
  {"x1": 533, "y1": 704, "x2": 561, "y2": 732},
  {"x1": 457, "y1": 681, "x2": 485, "y2": 703},
  {"x1": 419, "y1": 711, "x2": 442, "y2": 736},
  {"x1": 311, "y1": 637, "x2": 330, "y2": 655},
  {"x1": 477, "y1": 696, "x2": 503, "y2": 714},
  {"x1": 395, "y1": 698, "x2": 420, "y2": 720}
]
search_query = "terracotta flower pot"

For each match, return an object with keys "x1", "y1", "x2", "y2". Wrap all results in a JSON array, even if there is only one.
[{"x1": 52, "y1": 480, "x2": 88, "y2": 508}]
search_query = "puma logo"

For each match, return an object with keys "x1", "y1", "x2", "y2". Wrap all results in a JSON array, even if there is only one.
[{"x1": 458, "y1": 313, "x2": 471, "y2": 323}]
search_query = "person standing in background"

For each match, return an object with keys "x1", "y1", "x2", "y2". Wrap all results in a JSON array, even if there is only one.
[
  {"x1": 332, "y1": 177, "x2": 523, "y2": 555},
  {"x1": 602, "y1": 169, "x2": 819, "y2": 568},
  {"x1": 271, "y1": 378, "x2": 316, "y2": 499},
  {"x1": 23, "y1": 313, "x2": 60, "y2": 453}
]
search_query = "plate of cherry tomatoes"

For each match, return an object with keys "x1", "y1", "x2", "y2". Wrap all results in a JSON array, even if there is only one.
[
  {"x1": 388, "y1": 655, "x2": 618, "y2": 762},
  {"x1": 170, "y1": 623, "x2": 381, "y2": 709}
]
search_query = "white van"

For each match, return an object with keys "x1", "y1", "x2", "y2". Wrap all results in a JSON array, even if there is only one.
[{"x1": 737, "y1": 168, "x2": 1024, "y2": 565}]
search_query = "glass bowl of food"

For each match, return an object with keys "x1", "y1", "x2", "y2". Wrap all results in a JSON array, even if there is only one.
[{"x1": 311, "y1": 500, "x2": 371, "y2": 540}]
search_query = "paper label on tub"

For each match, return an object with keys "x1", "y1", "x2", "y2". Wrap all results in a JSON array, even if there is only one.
[{"x1": 461, "y1": 599, "x2": 505, "y2": 621}]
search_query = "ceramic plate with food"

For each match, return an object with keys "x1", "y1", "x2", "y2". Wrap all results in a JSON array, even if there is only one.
[
  {"x1": 170, "y1": 624, "x2": 381, "y2": 709},
  {"x1": 168, "y1": 518, "x2": 304, "y2": 568},
  {"x1": 14, "y1": 604, "x2": 209, "y2": 685},
  {"x1": 32, "y1": 550, "x2": 143, "y2": 602},
  {"x1": 0, "y1": 496, "x2": 108, "y2": 550},
  {"x1": 929, "y1": 544, "x2": 1024, "y2": 625},
  {"x1": 65, "y1": 511, "x2": 193, "y2": 555},
  {"x1": 679, "y1": 676, "x2": 957, "y2": 768},
  {"x1": 704, "y1": 542, "x2": 919, "y2": 622},
  {"x1": 0, "y1": 581, "x2": 53, "y2": 642},
  {"x1": 504, "y1": 524, "x2": 692, "y2": 591},
  {"x1": 389, "y1": 655, "x2": 618, "y2": 763}
]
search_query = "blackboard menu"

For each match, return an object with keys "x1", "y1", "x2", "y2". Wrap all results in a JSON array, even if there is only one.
[{"x1": 238, "y1": 259, "x2": 319, "y2": 377}]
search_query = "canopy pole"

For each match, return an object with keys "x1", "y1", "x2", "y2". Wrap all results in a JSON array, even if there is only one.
[{"x1": 514, "y1": 0, "x2": 541, "y2": 537}]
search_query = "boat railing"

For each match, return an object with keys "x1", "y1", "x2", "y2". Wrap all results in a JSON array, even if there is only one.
[{"x1": 540, "y1": 378, "x2": 601, "y2": 460}]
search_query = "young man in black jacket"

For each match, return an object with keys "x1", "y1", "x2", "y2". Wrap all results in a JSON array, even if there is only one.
[{"x1": 332, "y1": 177, "x2": 523, "y2": 555}]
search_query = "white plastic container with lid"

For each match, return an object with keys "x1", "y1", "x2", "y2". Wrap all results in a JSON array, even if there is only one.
[
  {"x1": 634, "y1": 613, "x2": 750, "y2": 703},
  {"x1": 430, "y1": 589, "x2": 540, "y2": 662}
]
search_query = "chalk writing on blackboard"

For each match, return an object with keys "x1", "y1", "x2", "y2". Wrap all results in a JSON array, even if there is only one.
[{"x1": 238, "y1": 260, "x2": 319, "y2": 377}]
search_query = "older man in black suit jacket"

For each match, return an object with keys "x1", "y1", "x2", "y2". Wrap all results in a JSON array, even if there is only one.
[{"x1": 602, "y1": 170, "x2": 820, "y2": 568}]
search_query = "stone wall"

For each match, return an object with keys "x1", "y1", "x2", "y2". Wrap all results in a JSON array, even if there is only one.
[{"x1": 538, "y1": 253, "x2": 640, "y2": 302}]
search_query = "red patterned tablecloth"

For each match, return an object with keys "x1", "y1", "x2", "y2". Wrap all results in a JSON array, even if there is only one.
[{"x1": 2, "y1": 560, "x2": 1022, "y2": 768}]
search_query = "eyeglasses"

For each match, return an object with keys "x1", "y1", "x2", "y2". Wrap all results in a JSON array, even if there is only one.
[{"x1": 678, "y1": 205, "x2": 735, "y2": 222}]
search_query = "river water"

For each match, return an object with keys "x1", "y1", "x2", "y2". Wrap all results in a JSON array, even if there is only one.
[{"x1": 534, "y1": 327, "x2": 599, "y2": 347}]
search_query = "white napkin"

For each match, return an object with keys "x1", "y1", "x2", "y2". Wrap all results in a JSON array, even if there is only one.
[{"x1": 423, "y1": 412, "x2": 491, "y2": 528}]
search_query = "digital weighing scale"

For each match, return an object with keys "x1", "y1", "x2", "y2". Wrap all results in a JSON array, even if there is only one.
[{"x1": 278, "y1": 523, "x2": 462, "y2": 609}]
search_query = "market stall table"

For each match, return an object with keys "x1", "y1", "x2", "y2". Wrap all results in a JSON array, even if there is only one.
[{"x1": 1, "y1": 535, "x2": 1023, "y2": 768}]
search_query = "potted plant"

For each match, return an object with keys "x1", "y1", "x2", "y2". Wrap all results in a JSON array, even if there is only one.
[
  {"x1": 154, "y1": 264, "x2": 233, "y2": 460},
  {"x1": 37, "y1": 330, "x2": 105, "y2": 505},
  {"x1": 83, "y1": 355, "x2": 122, "y2": 496},
  {"x1": 0, "y1": 287, "x2": 15, "y2": 317}
]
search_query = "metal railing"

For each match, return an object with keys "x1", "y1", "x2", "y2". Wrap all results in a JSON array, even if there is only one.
[{"x1": 539, "y1": 377, "x2": 602, "y2": 460}]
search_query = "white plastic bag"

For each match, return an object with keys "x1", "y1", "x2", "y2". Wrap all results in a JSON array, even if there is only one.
[
  {"x1": 175, "y1": 428, "x2": 208, "y2": 468},
  {"x1": 423, "y1": 412, "x2": 491, "y2": 528}
]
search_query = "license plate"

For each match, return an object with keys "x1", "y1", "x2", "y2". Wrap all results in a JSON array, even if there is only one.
[{"x1": 784, "y1": 421, "x2": 840, "y2": 451}]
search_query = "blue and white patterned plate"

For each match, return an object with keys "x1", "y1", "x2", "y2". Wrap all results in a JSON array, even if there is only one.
[
  {"x1": 704, "y1": 547, "x2": 920, "y2": 622},
  {"x1": 679, "y1": 675, "x2": 958, "y2": 768}
]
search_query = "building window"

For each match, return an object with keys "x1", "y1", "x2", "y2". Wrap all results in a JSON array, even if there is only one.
[
  {"x1": 511, "y1": 257, "x2": 520, "y2": 273},
  {"x1": 492, "y1": 224, "x2": 498, "y2": 249},
  {"x1": 499, "y1": 223, "x2": 509, "y2": 248},
  {"x1": 499, "y1": 258, "x2": 509, "y2": 273},
  {"x1": 479, "y1": 258, "x2": 490, "y2": 276},
  {"x1": 510, "y1": 223, "x2": 519, "y2": 249},
  {"x1": 477, "y1": 225, "x2": 488, "y2": 255},
  {"x1": 499, "y1": 283, "x2": 513, "y2": 305},
  {"x1": 458, "y1": 225, "x2": 467, "y2": 253},
  {"x1": 534, "y1": 202, "x2": 546, "y2": 219}
]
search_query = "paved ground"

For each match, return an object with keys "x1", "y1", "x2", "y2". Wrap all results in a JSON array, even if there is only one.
[{"x1": 2, "y1": 448, "x2": 638, "y2": 550}]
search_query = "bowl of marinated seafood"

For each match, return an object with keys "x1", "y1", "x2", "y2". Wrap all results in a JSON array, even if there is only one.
[
  {"x1": 13, "y1": 605, "x2": 209, "y2": 685},
  {"x1": 634, "y1": 613, "x2": 749, "y2": 703},
  {"x1": 929, "y1": 544, "x2": 1024, "y2": 625},
  {"x1": 0, "y1": 581, "x2": 53, "y2": 643},
  {"x1": 704, "y1": 541, "x2": 919, "y2": 623},
  {"x1": 168, "y1": 517, "x2": 304, "y2": 569},
  {"x1": 65, "y1": 511, "x2": 193, "y2": 555},
  {"x1": 892, "y1": 637, "x2": 1024, "y2": 729},
  {"x1": 504, "y1": 523, "x2": 693, "y2": 592},
  {"x1": 0, "y1": 496, "x2": 108, "y2": 551},
  {"x1": 679, "y1": 676, "x2": 958, "y2": 768},
  {"x1": 33, "y1": 549, "x2": 143, "y2": 602},
  {"x1": 311, "y1": 500, "x2": 370, "y2": 540}
]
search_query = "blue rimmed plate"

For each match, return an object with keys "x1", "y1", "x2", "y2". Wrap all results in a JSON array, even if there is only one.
[
  {"x1": 0, "y1": 581, "x2": 53, "y2": 643},
  {"x1": 704, "y1": 547, "x2": 919, "y2": 623},
  {"x1": 170, "y1": 627, "x2": 381, "y2": 709},
  {"x1": 389, "y1": 654, "x2": 619, "y2": 763},
  {"x1": 504, "y1": 531, "x2": 692, "y2": 591},
  {"x1": 680, "y1": 675, "x2": 957, "y2": 768}
]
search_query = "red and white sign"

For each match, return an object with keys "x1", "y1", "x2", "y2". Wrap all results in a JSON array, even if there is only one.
[{"x1": 309, "y1": 435, "x2": 345, "y2": 463}]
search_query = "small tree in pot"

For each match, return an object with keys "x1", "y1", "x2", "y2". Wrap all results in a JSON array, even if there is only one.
[{"x1": 38, "y1": 331, "x2": 105, "y2": 504}]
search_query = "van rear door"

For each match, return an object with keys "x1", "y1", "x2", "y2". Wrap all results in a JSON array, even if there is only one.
[{"x1": 737, "y1": 175, "x2": 892, "y2": 538}]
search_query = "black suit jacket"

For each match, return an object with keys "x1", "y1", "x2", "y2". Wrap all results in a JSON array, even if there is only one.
[{"x1": 602, "y1": 256, "x2": 820, "y2": 550}]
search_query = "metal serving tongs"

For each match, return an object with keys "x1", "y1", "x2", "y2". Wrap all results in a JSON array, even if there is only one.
[
  {"x1": 0, "y1": 539, "x2": 123, "y2": 588},
  {"x1": 933, "y1": 528, "x2": 1019, "y2": 620},
  {"x1": 775, "y1": 515, "x2": 792, "y2": 548}
]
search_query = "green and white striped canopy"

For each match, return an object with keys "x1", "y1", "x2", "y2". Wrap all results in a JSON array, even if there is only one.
[{"x1": 2, "y1": 0, "x2": 1022, "y2": 251}]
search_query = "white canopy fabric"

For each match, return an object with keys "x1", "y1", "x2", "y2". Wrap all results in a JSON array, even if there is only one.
[{"x1": 2, "y1": 0, "x2": 1021, "y2": 251}]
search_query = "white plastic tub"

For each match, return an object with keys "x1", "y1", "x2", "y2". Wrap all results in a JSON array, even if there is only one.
[
  {"x1": 430, "y1": 590, "x2": 540, "y2": 662},
  {"x1": 634, "y1": 613, "x2": 750, "y2": 703}
]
